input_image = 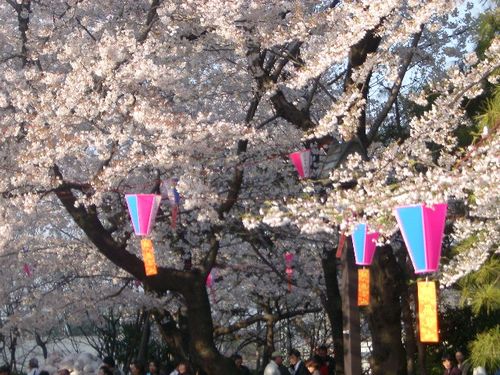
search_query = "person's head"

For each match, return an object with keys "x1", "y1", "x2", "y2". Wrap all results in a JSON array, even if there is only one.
[
  {"x1": 305, "y1": 359, "x2": 319, "y2": 373},
  {"x1": 176, "y1": 362, "x2": 188, "y2": 374},
  {"x1": 148, "y1": 361, "x2": 159, "y2": 375},
  {"x1": 57, "y1": 369, "x2": 70, "y2": 375},
  {"x1": 39, "y1": 371, "x2": 49, "y2": 375},
  {"x1": 29, "y1": 358, "x2": 39, "y2": 369},
  {"x1": 289, "y1": 349, "x2": 301, "y2": 366},
  {"x1": 455, "y1": 351, "x2": 465, "y2": 364},
  {"x1": 130, "y1": 361, "x2": 145, "y2": 375},
  {"x1": 98, "y1": 366, "x2": 114, "y2": 375},
  {"x1": 317, "y1": 345, "x2": 328, "y2": 357},
  {"x1": 102, "y1": 357, "x2": 116, "y2": 369},
  {"x1": 0, "y1": 365, "x2": 10, "y2": 375},
  {"x1": 231, "y1": 354, "x2": 243, "y2": 368},
  {"x1": 271, "y1": 351, "x2": 283, "y2": 366},
  {"x1": 442, "y1": 354, "x2": 455, "y2": 369}
]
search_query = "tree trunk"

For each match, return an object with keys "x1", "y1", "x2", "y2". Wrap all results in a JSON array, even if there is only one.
[
  {"x1": 181, "y1": 273, "x2": 238, "y2": 375},
  {"x1": 367, "y1": 245, "x2": 407, "y2": 375},
  {"x1": 154, "y1": 309, "x2": 189, "y2": 363},
  {"x1": 262, "y1": 315, "x2": 275, "y2": 368},
  {"x1": 321, "y1": 248, "x2": 345, "y2": 375},
  {"x1": 417, "y1": 342, "x2": 427, "y2": 375},
  {"x1": 137, "y1": 311, "x2": 151, "y2": 363},
  {"x1": 341, "y1": 239, "x2": 361, "y2": 375},
  {"x1": 9, "y1": 329, "x2": 17, "y2": 372},
  {"x1": 401, "y1": 279, "x2": 417, "y2": 375},
  {"x1": 35, "y1": 332, "x2": 48, "y2": 359}
]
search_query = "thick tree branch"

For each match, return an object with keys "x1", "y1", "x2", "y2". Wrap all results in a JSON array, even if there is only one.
[
  {"x1": 52, "y1": 165, "x2": 189, "y2": 293},
  {"x1": 367, "y1": 26, "x2": 424, "y2": 143},
  {"x1": 214, "y1": 307, "x2": 322, "y2": 336},
  {"x1": 137, "y1": 0, "x2": 162, "y2": 43}
]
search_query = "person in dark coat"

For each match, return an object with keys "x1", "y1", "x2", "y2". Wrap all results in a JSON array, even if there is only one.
[
  {"x1": 442, "y1": 354, "x2": 462, "y2": 375},
  {"x1": 289, "y1": 349, "x2": 310, "y2": 375},
  {"x1": 313, "y1": 345, "x2": 335, "y2": 375},
  {"x1": 231, "y1": 353, "x2": 250, "y2": 375}
]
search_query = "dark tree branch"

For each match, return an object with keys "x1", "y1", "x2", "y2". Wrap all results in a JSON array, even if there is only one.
[
  {"x1": 367, "y1": 26, "x2": 424, "y2": 143},
  {"x1": 52, "y1": 165, "x2": 189, "y2": 293},
  {"x1": 214, "y1": 307, "x2": 322, "y2": 336},
  {"x1": 270, "y1": 90, "x2": 316, "y2": 130},
  {"x1": 137, "y1": 0, "x2": 162, "y2": 43}
]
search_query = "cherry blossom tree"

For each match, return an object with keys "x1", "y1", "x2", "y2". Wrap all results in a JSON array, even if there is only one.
[{"x1": 0, "y1": 0, "x2": 498, "y2": 374}]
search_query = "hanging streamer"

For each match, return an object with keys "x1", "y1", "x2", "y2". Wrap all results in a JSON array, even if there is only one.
[
  {"x1": 336, "y1": 232, "x2": 346, "y2": 258},
  {"x1": 23, "y1": 263, "x2": 33, "y2": 277},
  {"x1": 141, "y1": 239, "x2": 158, "y2": 276},
  {"x1": 284, "y1": 252, "x2": 294, "y2": 292},
  {"x1": 357, "y1": 268, "x2": 370, "y2": 306},
  {"x1": 417, "y1": 280, "x2": 439, "y2": 343},
  {"x1": 206, "y1": 269, "x2": 217, "y2": 302},
  {"x1": 161, "y1": 179, "x2": 181, "y2": 229}
]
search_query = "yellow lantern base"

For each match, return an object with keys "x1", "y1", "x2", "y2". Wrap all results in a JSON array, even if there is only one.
[
  {"x1": 141, "y1": 239, "x2": 158, "y2": 276},
  {"x1": 417, "y1": 280, "x2": 439, "y2": 343},
  {"x1": 358, "y1": 268, "x2": 370, "y2": 306}
]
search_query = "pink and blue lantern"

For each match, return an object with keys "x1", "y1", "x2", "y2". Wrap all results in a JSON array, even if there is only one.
[
  {"x1": 352, "y1": 224, "x2": 379, "y2": 306},
  {"x1": 394, "y1": 203, "x2": 447, "y2": 274},
  {"x1": 289, "y1": 149, "x2": 312, "y2": 179},
  {"x1": 125, "y1": 194, "x2": 162, "y2": 236},
  {"x1": 352, "y1": 223, "x2": 379, "y2": 266}
]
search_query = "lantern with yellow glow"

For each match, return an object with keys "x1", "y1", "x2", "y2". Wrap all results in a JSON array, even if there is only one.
[
  {"x1": 352, "y1": 223, "x2": 379, "y2": 306},
  {"x1": 125, "y1": 194, "x2": 162, "y2": 276},
  {"x1": 395, "y1": 203, "x2": 447, "y2": 343}
]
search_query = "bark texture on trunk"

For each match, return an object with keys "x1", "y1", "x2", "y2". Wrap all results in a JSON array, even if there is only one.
[
  {"x1": 181, "y1": 273, "x2": 239, "y2": 374},
  {"x1": 321, "y1": 248, "x2": 345, "y2": 375},
  {"x1": 341, "y1": 239, "x2": 361, "y2": 375},
  {"x1": 367, "y1": 245, "x2": 407, "y2": 375}
]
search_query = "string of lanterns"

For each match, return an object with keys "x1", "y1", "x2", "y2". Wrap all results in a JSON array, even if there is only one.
[{"x1": 290, "y1": 149, "x2": 447, "y2": 344}]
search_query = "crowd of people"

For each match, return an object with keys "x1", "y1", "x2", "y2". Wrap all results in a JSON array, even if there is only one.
[
  {"x1": 0, "y1": 347, "x2": 494, "y2": 375},
  {"x1": 263, "y1": 346, "x2": 334, "y2": 375}
]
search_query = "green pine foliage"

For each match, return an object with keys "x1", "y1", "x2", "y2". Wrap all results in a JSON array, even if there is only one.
[
  {"x1": 475, "y1": 85, "x2": 500, "y2": 130},
  {"x1": 476, "y1": 6, "x2": 500, "y2": 59},
  {"x1": 459, "y1": 257, "x2": 500, "y2": 315},
  {"x1": 469, "y1": 326, "x2": 500, "y2": 372}
]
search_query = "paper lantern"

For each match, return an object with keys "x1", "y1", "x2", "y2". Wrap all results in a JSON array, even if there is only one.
[
  {"x1": 125, "y1": 194, "x2": 162, "y2": 236},
  {"x1": 125, "y1": 194, "x2": 161, "y2": 276},
  {"x1": 351, "y1": 224, "x2": 379, "y2": 306},
  {"x1": 141, "y1": 239, "x2": 158, "y2": 276},
  {"x1": 285, "y1": 252, "x2": 294, "y2": 292},
  {"x1": 357, "y1": 268, "x2": 370, "y2": 306},
  {"x1": 289, "y1": 149, "x2": 312, "y2": 179},
  {"x1": 394, "y1": 203, "x2": 447, "y2": 274},
  {"x1": 395, "y1": 203, "x2": 446, "y2": 343},
  {"x1": 417, "y1": 280, "x2": 439, "y2": 342},
  {"x1": 352, "y1": 223, "x2": 379, "y2": 266}
]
